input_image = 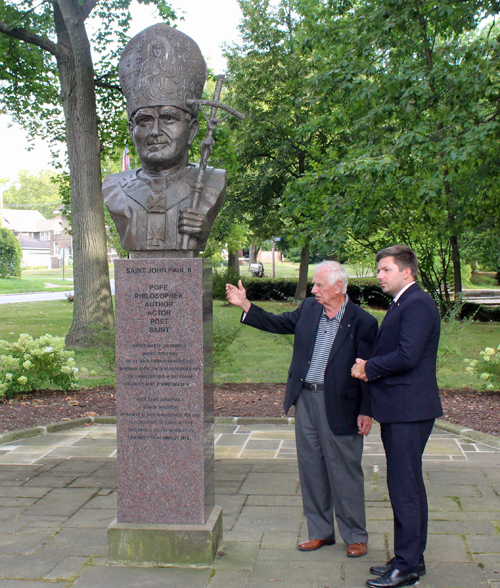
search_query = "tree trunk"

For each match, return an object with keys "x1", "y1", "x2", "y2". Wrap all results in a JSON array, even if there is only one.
[
  {"x1": 249, "y1": 245, "x2": 258, "y2": 265},
  {"x1": 227, "y1": 250, "x2": 240, "y2": 277},
  {"x1": 450, "y1": 234, "x2": 462, "y2": 297},
  {"x1": 294, "y1": 243, "x2": 309, "y2": 300},
  {"x1": 55, "y1": 2, "x2": 114, "y2": 347}
]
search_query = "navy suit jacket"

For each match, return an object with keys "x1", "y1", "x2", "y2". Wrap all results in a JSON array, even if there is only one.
[
  {"x1": 243, "y1": 297, "x2": 378, "y2": 435},
  {"x1": 365, "y1": 283, "x2": 443, "y2": 424}
]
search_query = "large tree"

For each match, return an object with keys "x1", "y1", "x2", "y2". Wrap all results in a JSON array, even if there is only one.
[
  {"x1": 0, "y1": 0, "x2": 175, "y2": 345},
  {"x1": 292, "y1": 0, "x2": 500, "y2": 310},
  {"x1": 223, "y1": 0, "x2": 334, "y2": 299}
]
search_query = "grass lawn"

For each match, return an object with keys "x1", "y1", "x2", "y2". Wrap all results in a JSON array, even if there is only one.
[
  {"x1": 0, "y1": 298, "x2": 498, "y2": 390},
  {"x1": 0, "y1": 265, "x2": 117, "y2": 296},
  {"x1": 0, "y1": 276, "x2": 74, "y2": 295},
  {"x1": 216, "y1": 300, "x2": 500, "y2": 389},
  {"x1": 0, "y1": 300, "x2": 115, "y2": 387},
  {"x1": 236, "y1": 260, "x2": 363, "y2": 280},
  {"x1": 467, "y1": 271, "x2": 499, "y2": 289}
]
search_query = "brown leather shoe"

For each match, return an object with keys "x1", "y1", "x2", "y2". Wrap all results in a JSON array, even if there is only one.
[
  {"x1": 347, "y1": 542, "x2": 367, "y2": 557},
  {"x1": 297, "y1": 538, "x2": 335, "y2": 551}
]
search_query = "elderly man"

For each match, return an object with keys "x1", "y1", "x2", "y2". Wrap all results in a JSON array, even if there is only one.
[
  {"x1": 352, "y1": 245, "x2": 442, "y2": 588},
  {"x1": 226, "y1": 261, "x2": 378, "y2": 557}
]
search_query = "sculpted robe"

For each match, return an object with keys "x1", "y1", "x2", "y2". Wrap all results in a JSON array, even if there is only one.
[{"x1": 102, "y1": 164, "x2": 226, "y2": 253}]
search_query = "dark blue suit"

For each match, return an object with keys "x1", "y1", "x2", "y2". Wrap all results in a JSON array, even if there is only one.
[
  {"x1": 243, "y1": 297, "x2": 378, "y2": 543},
  {"x1": 365, "y1": 283, "x2": 442, "y2": 573},
  {"x1": 244, "y1": 297, "x2": 378, "y2": 434}
]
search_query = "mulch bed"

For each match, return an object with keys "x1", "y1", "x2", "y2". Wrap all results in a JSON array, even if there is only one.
[{"x1": 0, "y1": 384, "x2": 499, "y2": 437}]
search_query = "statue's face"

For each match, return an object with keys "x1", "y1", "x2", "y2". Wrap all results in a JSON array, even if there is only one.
[{"x1": 130, "y1": 105, "x2": 199, "y2": 172}]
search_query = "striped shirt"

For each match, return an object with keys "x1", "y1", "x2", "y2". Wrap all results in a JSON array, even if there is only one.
[{"x1": 305, "y1": 295, "x2": 348, "y2": 384}]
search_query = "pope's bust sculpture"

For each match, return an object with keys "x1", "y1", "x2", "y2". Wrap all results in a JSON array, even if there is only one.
[{"x1": 103, "y1": 24, "x2": 226, "y2": 258}]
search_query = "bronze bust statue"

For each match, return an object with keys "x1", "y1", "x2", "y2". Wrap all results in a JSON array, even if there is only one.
[{"x1": 103, "y1": 24, "x2": 226, "y2": 258}]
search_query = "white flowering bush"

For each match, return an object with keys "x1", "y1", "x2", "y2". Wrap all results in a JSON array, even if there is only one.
[
  {"x1": 464, "y1": 345, "x2": 500, "y2": 390},
  {"x1": 0, "y1": 334, "x2": 79, "y2": 398}
]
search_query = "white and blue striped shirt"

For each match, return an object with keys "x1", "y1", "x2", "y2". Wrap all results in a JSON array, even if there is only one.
[{"x1": 305, "y1": 295, "x2": 348, "y2": 384}]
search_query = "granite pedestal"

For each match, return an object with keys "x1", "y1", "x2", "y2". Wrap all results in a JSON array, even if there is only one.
[{"x1": 108, "y1": 258, "x2": 222, "y2": 565}]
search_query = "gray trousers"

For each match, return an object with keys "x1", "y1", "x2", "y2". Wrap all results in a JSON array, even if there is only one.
[{"x1": 295, "y1": 388, "x2": 368, "y2": 545}]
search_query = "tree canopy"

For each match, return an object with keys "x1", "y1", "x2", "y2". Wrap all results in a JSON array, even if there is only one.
[
  {"x1": 2, "y1": 170, "x2": 61, "y2": 219},
  {"x1": 222, "y1": 0, "x2": 336, "y2": 298},
  {"x1": 0, "y1": 0, "x2": 175, "y2": 345},
  {"x1": 222, "y1": 0, "x2": 500, "y2": 310}
]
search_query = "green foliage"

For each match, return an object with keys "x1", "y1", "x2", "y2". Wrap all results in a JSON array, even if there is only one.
[
  {"x1": 2, "y1": 170, "x2": 61, "y2": 218},
  {"x1": 461, "y1": 264, "x2": 474, "y2": 288},
  {"x1": 460, "y1": 303, "x2": 500, "y2": 322},
  {"x1": 221, "y1": 0, "x2": 332, "y2": 262},
  {"x1": 437, "y1": 303, "x2": 472, "y2": 372},
  {"x1": 0, "y1": 228, "x2": 22, "y2": 278},
  {"x1": 213, "y1": 272, "x2": 390, "y2": 307},
  {"x1": 203, "y1": 215, "x2": 253, "y2": 264},
  {"x1": 212, "y1": 269, "x2": 238, "y2": 300},
  {"x1": 86, "y1": 324, "x2": 116, "y2": 374},
  {"x1": 465, "y1": 344, "x2": 500, "y2": 389},
  {"x1": 470, "y1": 272, "x2": 499, "y2": 288},
  {"x1": 281, "y1": 247, "x2": 302, "y2": 263},
  {"x1": 0, "y1": 334, "x2": 79, "y2": 398},
  {"x1": 280, "y1": 240, "x2": 334, "y2": 264},
  {"x1": 278, "y1": 0, "x2": 500, "y2": 311},
  {"x1": 0, "y1": 0, "x2": 176, "y2": 156},
  {"x1": 213, "y1": 312, "x2": 242, "y2": 368}
]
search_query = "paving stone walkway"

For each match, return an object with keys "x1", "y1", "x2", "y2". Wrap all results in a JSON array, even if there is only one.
[{"x1": 0, "y1": 421, "x2": 499, "y2": 587}]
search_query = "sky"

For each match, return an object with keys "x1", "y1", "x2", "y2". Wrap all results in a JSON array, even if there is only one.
[{"x1": 0, "y1": 0, "x2": 242, "y2": 186}]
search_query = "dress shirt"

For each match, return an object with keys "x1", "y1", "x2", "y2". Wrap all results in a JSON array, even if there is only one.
[{"x1": 305, "y1": 295, "x2": 348, "y2": 384}]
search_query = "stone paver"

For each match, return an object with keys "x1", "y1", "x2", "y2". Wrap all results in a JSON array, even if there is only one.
[{"x1": 0, "y1": 421, "x2": 498, "y2": 587}]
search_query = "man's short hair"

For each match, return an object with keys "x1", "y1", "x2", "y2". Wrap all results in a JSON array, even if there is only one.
[
  {"x1": 375, "y1": 245, "x2": 419, "y2": 280},
  {"x1": 314, "y1": 261, "x2": 348, "y2": 294}
]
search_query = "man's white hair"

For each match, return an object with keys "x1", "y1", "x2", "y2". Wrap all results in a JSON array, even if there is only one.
[{"x1": 314, "y1": 260, "x2": 348, "y2": 294}]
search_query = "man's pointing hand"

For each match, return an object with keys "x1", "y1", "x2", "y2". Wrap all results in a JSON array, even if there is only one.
[{"x1": 225, "y1": 280, "x2": 251, "y2": 313}]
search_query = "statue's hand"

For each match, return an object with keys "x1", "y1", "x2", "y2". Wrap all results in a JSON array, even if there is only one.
[{"x1": 178, "y1": 208, "x2": 208, "y2": 236}]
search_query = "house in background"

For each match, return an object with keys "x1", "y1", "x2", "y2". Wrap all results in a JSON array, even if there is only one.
[{"x1": 1, "y1": 209, "x2": 72, "y2": 269}]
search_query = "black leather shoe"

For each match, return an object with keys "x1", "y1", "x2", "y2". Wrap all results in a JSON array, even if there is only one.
[
  {"x1": 370, "y1": 558, "x2": 426, "y2": 577},
  {"x1": 366, "y1": 568, "x2": 419, "y2": 588}
]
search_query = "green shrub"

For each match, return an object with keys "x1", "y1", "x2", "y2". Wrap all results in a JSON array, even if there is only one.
[
  {"x1": 212, "y1": 269, "x2": 239, "y2": 300},
  {"x1": 213, "y1": 273, "x2": 392, "y2": 308},
  {"x1": 460, "y1": 303, "x2": 500, "y2": 322},
  {"x1": 244, "y1": 278, "x2": 300, "y2": 301},
  {"x1": 465, "y1": 345, "x2": 500, "y2": 390},
  {"x1": 346, "y1": 282, "x2": 391, "y2": 309},
  {"x1": 0, "y1": 227, "x2": 22, "y2": 278},
  {"x1": 0, "y1": 334, "x2": 79, "y2": 398}
]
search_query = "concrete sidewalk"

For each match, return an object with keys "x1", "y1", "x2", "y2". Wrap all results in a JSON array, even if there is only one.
[
  {"x1": 0, "y1": 280, "x2": 115, "y2": 305},
  {"x1": 0, "y1": 421, "x2": 498, "y2": 587}
]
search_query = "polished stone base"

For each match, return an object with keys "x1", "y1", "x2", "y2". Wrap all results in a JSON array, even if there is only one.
[{"x1": 107, "y1": 505, "x2": 222, "y2": 567}]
